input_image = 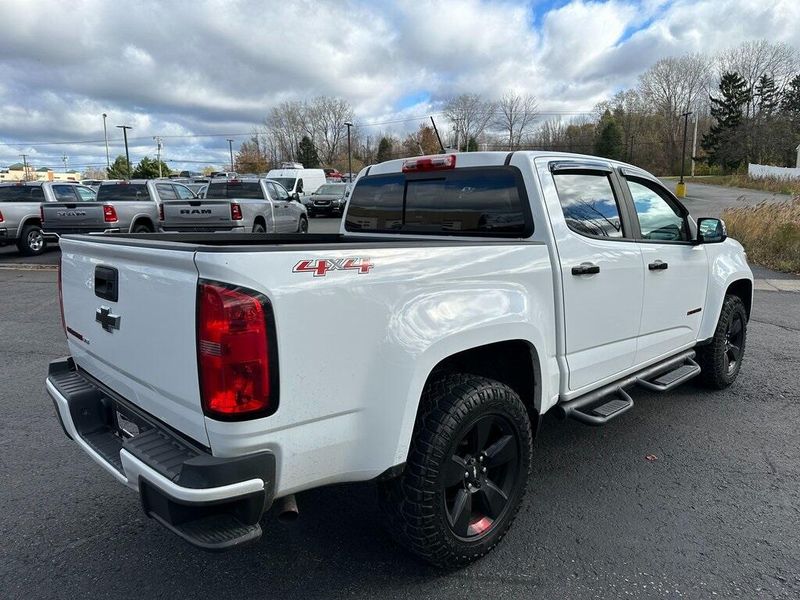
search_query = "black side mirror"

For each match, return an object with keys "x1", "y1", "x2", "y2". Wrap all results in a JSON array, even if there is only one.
[{"x1": 696, "y1": 217, "x2": 727, "y2": 244}]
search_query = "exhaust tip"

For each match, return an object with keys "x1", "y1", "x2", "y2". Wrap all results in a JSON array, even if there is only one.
[{"x1": 276, "y1": 494, "x2": 299, "y2": 523}]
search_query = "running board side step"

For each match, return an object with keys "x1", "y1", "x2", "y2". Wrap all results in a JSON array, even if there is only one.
[
  {"x1": 556, "y1": 350, "x2": 697, "y2": 426},
  {"x1": 636, "y1": 358, "x2": 701, "y2": 391}
]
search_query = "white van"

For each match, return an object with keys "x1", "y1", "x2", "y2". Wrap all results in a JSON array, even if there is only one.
[{"x1": 266, "y1": 168, "x2": 326, "y2": 198}]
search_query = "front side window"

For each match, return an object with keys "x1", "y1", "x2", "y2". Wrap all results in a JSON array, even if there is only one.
[
  {"x1": 553, "y1": 173, "x2": 624, "y2": 238},
  {"x1": 52, "y1": 185, "x2": 78, "y2": 202},
  {"x1": 627, "y1": 179, "x2": 688, "y2": 241}
]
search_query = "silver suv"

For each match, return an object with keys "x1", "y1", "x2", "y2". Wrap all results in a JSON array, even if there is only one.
[{"x1": 0, "y1": 181, "x2": 95, "y2": 256}]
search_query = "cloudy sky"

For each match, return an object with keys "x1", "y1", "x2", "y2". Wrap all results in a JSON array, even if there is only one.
[{"x1": 1, "y1": 0, "x2": 799, "y2": 172}]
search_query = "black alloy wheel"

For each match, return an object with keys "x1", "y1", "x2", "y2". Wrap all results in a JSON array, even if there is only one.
[{"x1": 442, "y1": 413, "x2": 521, "y2": 540}]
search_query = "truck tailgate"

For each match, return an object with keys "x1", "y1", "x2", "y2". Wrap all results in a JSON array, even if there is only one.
[
  {"x1": 161, "y1": 200, "x2": 235, "y2": 231},
  {"x1": 43, "y1": 202, "x2": 106, "y2": 233},
  {"x1": 59, "y1": 237, "x2": 208, "y2": 446}
]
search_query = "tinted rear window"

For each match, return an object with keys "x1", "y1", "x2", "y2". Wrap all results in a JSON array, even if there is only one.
[
  {"x1": 0, "y1": 186, "x2": 45, "y2": 202},
  {"x1": 97, "y1": 184, "x2": 150, "y2": 201},
  {"x1": 344, "y1": 167, "x2": 531, "y2": 236},
  {"x1": 206, "y1": 182, "x2": 264, "y2": 199}
]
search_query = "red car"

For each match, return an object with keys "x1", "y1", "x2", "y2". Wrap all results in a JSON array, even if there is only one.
[{"x1": 324, "y1": 168, "x2": 343, "y2": 182}]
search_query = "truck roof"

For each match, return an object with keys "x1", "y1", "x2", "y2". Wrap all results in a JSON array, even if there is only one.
[{"x1": 366, "y1": 150, "x2": 650, "y2": 178}]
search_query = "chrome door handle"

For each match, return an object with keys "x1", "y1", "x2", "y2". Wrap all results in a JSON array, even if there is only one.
[{"x1": 571, "y1": 262, "x2": 600, "y2": 275}]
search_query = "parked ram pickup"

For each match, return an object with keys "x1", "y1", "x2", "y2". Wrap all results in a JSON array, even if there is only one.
[
  {"x1": 0, "y1": 181, "x2": 95, "y2": 255},
  {"x1": 170, "y1": 178, "x2": 308, "y2": 233},
  {"x1": 41, "y1": 179, "x2": 198, "y2": 237},
  {"x1": 47, "y1": 151, "x2": 752, "y2": 567}
]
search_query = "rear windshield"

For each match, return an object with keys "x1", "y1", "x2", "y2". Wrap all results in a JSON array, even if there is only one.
[
  {"x1": 0, "y1": 186, "x2": 45, "y2": 202},
  {"x1": 344, "y1": 167, "x2": 532, "y2": 237},
  {"x1": 206, "y1": 181, "x2": 264, "y2": 199},
  {"x1": 97, "y1": 184, "x2": 150, "y2": 201}
]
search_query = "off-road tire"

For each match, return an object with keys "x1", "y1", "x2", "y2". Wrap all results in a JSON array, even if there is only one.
[
  {"x1": 696, "y1": 294, "x2": 747, "y2": 389},
  {"x1": 379, "y1": 374, "x2": 533, "y2": 569}
]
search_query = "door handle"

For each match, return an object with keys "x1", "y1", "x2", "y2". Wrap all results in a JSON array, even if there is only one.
[
  {"x1": 648, "y1": 260, "x2": 669, "y2": 271},
  {"x1": 571, "y1": 262, "x2": 600, "y2": 275}
]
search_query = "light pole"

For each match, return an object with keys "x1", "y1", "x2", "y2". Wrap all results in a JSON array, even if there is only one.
[
  {"x1": 116, "y1": 125, "x2": 132, "y2": 179},
  {"x1": 102, "y1": 113, "x2": 110, "y2": 170},
  {"x1": 227, "y1": 139, "x2": 235, "y2": 173},
  {"x1": 61, "y1": 154, "x2": 69, "y2": 172},
  {"x1": 154, "y1": 136, "x2": 163, "y2": 178},
  {"x1": 676, "y1": 111, "x2": 692, "y2": 198},
  {"x1": 344, "y1": 121, "x2": 353, "y2": 181}
]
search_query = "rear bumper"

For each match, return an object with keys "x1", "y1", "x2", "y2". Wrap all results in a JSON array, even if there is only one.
[
  {"x1": 46, "y1": 357, "x2": 275, "y2": 551},
  {"x1": 159, "y1": 225, "x2": 246, "y2": 233}
]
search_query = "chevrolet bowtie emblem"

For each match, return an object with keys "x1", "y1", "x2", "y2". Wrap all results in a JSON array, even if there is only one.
[{"x1": 96, "y1": 306, "x2": 121, "y2": 332}]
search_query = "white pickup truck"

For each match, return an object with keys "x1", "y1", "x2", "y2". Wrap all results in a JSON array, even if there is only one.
[{"x1": 47, "y1": 151, "x2": 752, "y2": 567}]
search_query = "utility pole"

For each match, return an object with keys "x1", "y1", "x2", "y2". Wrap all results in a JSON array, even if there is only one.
[
  {"x1": 20, "y1": 154, "x2": 29, "y2": 181},
  {"x1": 154, "y1": 136, "x2": 163, "y2": 178},
  {"x1": 61, "y1": 154, "x2": 69, "y2": 172},
  {"x1": 116, "y1": 125, "x2": 133, "y2": 178},
  {"x1": 344, "y1": 121, "x2": 353, "y2": 181},
  {"x1": 227, "y1": 139, "x2": 235, "y2": 173},
  {"x1": 676, "y1": 111, "x2": 692, "y2": 198},
  {"x1": 102, "y1": 113, "x2": 110, "y2": 169},
  {"x1": 690, "y1": 115, "x2": 698, "y2": 178}
]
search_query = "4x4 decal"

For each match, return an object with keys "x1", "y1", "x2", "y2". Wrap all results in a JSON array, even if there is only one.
[{"x1": 292, "y1": 257, "x2": 374, "y2": 277}]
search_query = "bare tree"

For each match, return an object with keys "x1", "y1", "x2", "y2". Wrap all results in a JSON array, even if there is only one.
[
  {"x1": 264, "y1": 100, "x2": 306, "y2": 162},
  {"x1": 444, "y1": 94, "x2": 496, "y2": 150},
  {"x1": 495, "y1": 92, "x2": 538, "y2": 150},
  {"x1": 718, "y1": 39, "x2": 799, "y2": 117},
  {"x1": 304, "y1": 96, "x2": 354, "y2": 166},
  {"x1": 639, "y1": 53, "x2": 711, "y2": 171}
]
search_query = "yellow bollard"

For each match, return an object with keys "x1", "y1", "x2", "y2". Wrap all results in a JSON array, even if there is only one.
[{"x1": 675, "y1": 181, "x2": 686, "y2": 198}]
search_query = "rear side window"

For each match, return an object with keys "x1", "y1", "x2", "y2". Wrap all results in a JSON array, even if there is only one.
[
  {"x1": 344, "y1": 167, "x2": 531, "y2": 236},
  {"x1": 0, "y1": 186, "x2": 44, "y2": 202},
  {"x1": 97, "y1": 184, "x2": 150, "y2": 201},
  {"x1": 206, "y1": 182, "x2": 264, "y2": 199},
  {"x1": 553, "y1": 173, "x2": 624, "y2": 239}
]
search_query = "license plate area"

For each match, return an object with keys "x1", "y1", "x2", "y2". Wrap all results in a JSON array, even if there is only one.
[{"x1": 111, "y1": 403, "x2": 150, "y2": 440}]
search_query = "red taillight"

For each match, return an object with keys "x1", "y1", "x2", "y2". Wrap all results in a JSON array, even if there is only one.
[
  {"x1": 57, "y1": 256, "x2": 66, "y2": 335},
  {"x1": 197, "y1": 281, "x2": 276, "y2": 419},
  {"x1": 230, "y1": 203, "x2": 243, "y2": 220},
  {"x1": 103, "y1": 205, "x2": 118, "y2": 222},
  {"x1": 0, "y1": 209, "x2": 4, "y2": 223},
  {"x1": 158, "y1": 203, "x2": 164, "y2": 221},
  {"x1": 402, "y1": 154, "x2": 456, "y2": 173}
]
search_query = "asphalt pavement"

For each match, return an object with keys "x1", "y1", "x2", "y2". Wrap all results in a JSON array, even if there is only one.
[{"x1": 1, "y1": 188, "x2": 799, "y2": 598}]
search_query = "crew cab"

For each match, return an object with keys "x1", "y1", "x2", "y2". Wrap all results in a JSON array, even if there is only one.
[
  {"x1": 47, "y1": 152, "x2": 752, "y2": 567},
  {"x1": 41, "y1": 179, "x2": 197, "y2": 237},
  {"x1": 166, "y1": 178, "x2": 308, "y2": 233},
  {"x1": 0, "y1": 181, "x2": 95, "y2": 255}
]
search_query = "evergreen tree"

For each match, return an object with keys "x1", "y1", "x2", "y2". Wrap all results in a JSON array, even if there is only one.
[
  {"x1": 376, "y1": 136, "x2": 393, "y2": 162},
  {"x1": 701, "y1": 72, "x2": 750, "y2": 171},
  {"x1": 106, "y1": 155, "x2": 130, "y2": 179},
  {"x1": 782, "y1": 74, "x2": 800, "y2": 118},
  {"x1": 296, "y1": 136, "x2": 320, "y2": 168},
  {"x1": 594, "y1": 110, "x2": 624, "y2": 160},
  {"x1": 465, "y1": 136, "x2": 478, "y2": 152},
  {"x1": 755, "y1": 74, "x2": 779, "y2": 117},
  {"x1": 131, "y1": 156, "x2": 171, "y2": 179}
]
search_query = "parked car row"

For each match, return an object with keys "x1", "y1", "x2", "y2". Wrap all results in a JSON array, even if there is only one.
[{"x1": 0, "y1": 175, "x2": 312, "y2": 256}]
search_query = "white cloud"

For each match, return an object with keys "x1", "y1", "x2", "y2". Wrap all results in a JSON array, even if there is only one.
[{"x1": 0, "y1": 0, "x2": 798, "y2": 170}]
